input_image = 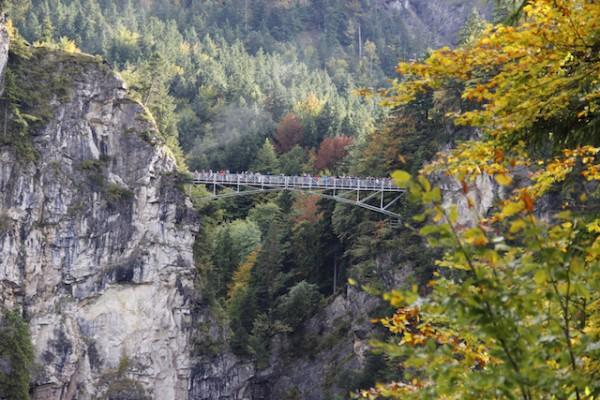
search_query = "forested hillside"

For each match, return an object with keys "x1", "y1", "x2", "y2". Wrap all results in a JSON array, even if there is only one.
[
  {"x1": 7, "y1": 0, "x2": 489, "y2": 174},
  {"x1": 1, "y1": 0, "x2": 597, "y2": 399}
]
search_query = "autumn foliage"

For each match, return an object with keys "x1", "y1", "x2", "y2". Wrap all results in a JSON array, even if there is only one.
[
  {"x1": 227, "y1": 249, "x2": 259, "y2": 300},
  {"x1": 314, "y1": 135, "x2": 353, "y2": 171},
  {"x1": 359, "y1": 147, "x2": 600, "y2": 399},
  {"x1": 359, "y1": 1, "x2": 600, "y2": 398},
  {"x1": 275, "y1": 113, "x2": 304, "y2": 154},
  {"x1": 385, "y1": 0, "x2": 600, "y2": 147},
  {"x1": 291, "y1": 194, "x2": 323, "y2": 224}
]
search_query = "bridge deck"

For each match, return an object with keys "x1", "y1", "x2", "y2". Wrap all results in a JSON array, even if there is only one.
[{"x1": 192, "y1": 172, "x2": 403, "y2": 192}]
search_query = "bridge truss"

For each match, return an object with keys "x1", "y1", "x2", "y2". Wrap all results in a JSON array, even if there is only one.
[{"x1": 191, "y1": 173, "x2": 405, "y2": 219}]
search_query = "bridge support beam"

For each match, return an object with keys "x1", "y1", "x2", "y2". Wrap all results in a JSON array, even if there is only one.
[{"x1": 190, "y1": 175, "x2": 405, "y2": 222}]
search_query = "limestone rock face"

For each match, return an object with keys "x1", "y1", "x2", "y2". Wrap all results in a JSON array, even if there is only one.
[
  {"x1": 0, "y1": 45, "x2": 197, "y2": 399},
  {"x1": 187, "y1": 286, "x2": 383, "y2": 400},
  {"x1": 378, "y1": 0, "x2": 491, "y2": 49},
  {"x1": 190, "y1": 353, "x2": 255, "y2": 400},
  {"x1": 257, "y1": 287, "x2": 381, "y2": 400},
  {"x1": 438, "y1": 173, "x2": 503, "y2": 226},
  {"x1": 0, "y1": 23, "x2": 7, "y2": 95}
]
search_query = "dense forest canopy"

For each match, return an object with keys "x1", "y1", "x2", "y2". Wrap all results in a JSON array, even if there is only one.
[
  {"x1": 8, "y1": 0, "x2": 479, "y2": 174},
  {"x1": 6, "y1": 0, "x2": 496, "y2": 173},
  {"x1": 1, "y1": 0, "x2": 598, "y2": 398},
  {"x1": 5, "y1": 0, "x2": 468, "y2": 383},
  {"x1": 360, "y1": 0, "x2": 600, "y2": 398}
]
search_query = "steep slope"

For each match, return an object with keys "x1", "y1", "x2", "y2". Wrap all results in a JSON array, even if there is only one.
[
  {"x1": 0, "y1": 33, "x2": 198, "y2": 399},
  {"x1": 0, "y1": 0, "x2": 498, "y2": 397},
  {"x1": 381, "y1": 0, "x2": 491, "y2": 48}
]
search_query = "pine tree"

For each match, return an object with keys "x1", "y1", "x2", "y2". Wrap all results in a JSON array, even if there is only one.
[
  {"x1": 251, "y1": 139, "x2": 280, "y2": 174},
  {"x1": 458, "y1": 8, "x2": 486, "y2": 46},
  {"x1": 40, "y1": 15, "x2": 54, "y2": 43},
  {"x1": 212, "y1": 226, "x2": 236, "y2": 295},
  {"x1": 250, "y1": 220, "x2": 285, "y2": 314},
  {"x1": 0, "y1": 311, "x2": 34, "y2": 400}
]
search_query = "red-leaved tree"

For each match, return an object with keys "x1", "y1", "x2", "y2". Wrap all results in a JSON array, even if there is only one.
[
  {"x1": 292, "y1": 194, "x2": 323, "y2": 224},
  {"x1": 275, "y1": 113, "x2": 304, "y2": 154},
  {"x1": 314, "y1": 136, "x2": 353, "y2": 171}
]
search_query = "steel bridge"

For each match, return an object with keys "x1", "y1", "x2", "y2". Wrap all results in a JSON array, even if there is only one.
[{"x1": 191, "y1": 172, "x2": 405, "y2": 219}]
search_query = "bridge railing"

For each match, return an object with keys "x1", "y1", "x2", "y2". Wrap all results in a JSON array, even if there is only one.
[{"x1": 191, "y1": 172, "x2": 403, "y2": 192}]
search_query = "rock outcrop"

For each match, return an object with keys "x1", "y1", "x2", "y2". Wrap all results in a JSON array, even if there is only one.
[
  {"x1": 0, "y1": 38, "x2": 197, "y2": 398},
  {"x1": 190, "y1": 353, "x2": 254, "y2": 400},
  {"x1": 263, "y1": 287, "x2": 378, "y2": 400},
  {"x1": 379, "y1": 0, "x2": 491, "y2": 49},
  {"x1": 0, "y1": 23, "x2": 8, "y2": 96}
]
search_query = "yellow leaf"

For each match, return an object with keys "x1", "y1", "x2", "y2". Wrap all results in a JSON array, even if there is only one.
[
  {"x1": 464, "y1": 227, "x2": 489, "y2": 247},
  {"x1": 392, "y1": 170, "x2": 412, "y2": 187},
  {"x1": 534, "y1": 269, "x2": 548, "y2": 284},
  {"x1": 500, "y1": 201, "x2": 524, "y2": 218},
  {"x1": 586, "y1": 219, "x2": 600, "y2": 233},
  {"x1": 417, "y1": 175, "x2": 431, "y2": 192},
  {"x1": 509, "y1": 219, "x2": 527, "y2": 233},
  {"x1": 449, "y1": 206, "x2": 459, "y2": 224},
  {"x1": 495, "y1": 173, "x2": 513, "y2": 186}
]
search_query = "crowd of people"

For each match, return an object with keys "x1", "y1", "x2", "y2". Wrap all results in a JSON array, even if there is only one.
[{"x1": 192, "y1": 170, "x2": 398, "y2": 190}]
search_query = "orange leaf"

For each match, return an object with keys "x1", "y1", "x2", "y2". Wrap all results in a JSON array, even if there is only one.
[
  {"x1": 521, "y1": 191, "x2": 535, "y2": 212},
  {"x1": 461, "y1": 179, "x2": 469, "y2": 194}
]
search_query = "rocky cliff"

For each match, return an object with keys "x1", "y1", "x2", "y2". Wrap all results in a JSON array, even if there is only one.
[
  {"x1": 0, "y1": 27, "x2": 373, "y2": 400},
  {"x1": 379, "y1": 0, "x2": 491, "y2": 49},
  {"x1": 189, "y1": 286, "x2": 383, "y2": 400},
  {"x1": 0, "y1": 32, "x2": 199, "y2": 399}
]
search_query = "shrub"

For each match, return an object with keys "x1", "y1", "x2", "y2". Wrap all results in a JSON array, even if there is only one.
[
  {"x1": 275, "y1": 281, "x2": 323, "y2": 330},
  {"x1": 101, "y1": 355, "x2": 150, "y2": 400},
  {"x1": 0, "y1": 213, "x2": 12, "y2": 235},
  {"x1": 105, "y1": 183, "x2": 134, "y2": 205}
]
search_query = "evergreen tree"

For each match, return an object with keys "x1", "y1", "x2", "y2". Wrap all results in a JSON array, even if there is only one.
[
  {"x1": 248, "y1": 202, "x2": 282, "y2": 238},
  {"x1": 0, "y1": 311, "x2": 34, "y2": 400},
  {"x1": 251, "y1": 139, "x2": 279, "y2": 174},
  {"x1": 279, "y1": 145, "x2": 306, "y2": 175},
  {"x1": 40, "y1": 14, "x2": 54, "y2": 43},
  {"x1": 275, "y1": 280, "x2": 323, "y2": 329},
  {"x1": 212, "y1": 226, "x2": 236, "y2": 295},
  {"x1": 458, "y1": 8, "x2": 486, "y2": 45},
  {"x1": 250, "y1": 220, "x2": 286, "y2": 315}
]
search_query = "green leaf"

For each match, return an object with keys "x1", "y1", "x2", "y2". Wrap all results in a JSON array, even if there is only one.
[
  {"x1": 449, "y1": 206, "x2": 459, "y2": 225},
  {"x1": 534, "y1": 269, "x2": 548, "y2": 284},
  {"x1": 417, "y1": 175, "x2": 431, "y2": 192},
  {"x1": 556, "y1": 210, "x2": 572, "y2": 220},
  {"x1": 413, "y1": 212, "x2": 427, "y2": 222},
  {"x1": 392, "y1": 170, "x2": 412, "y2": 187}
]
